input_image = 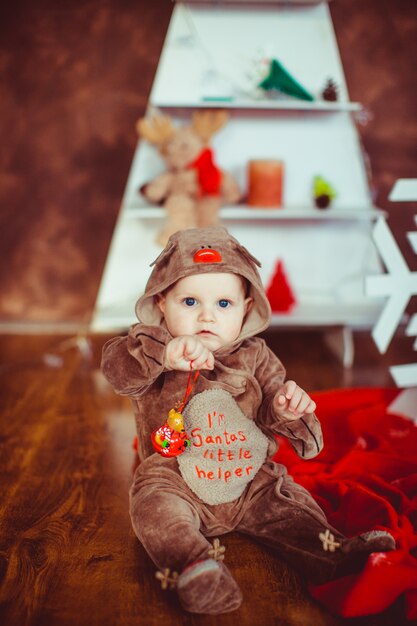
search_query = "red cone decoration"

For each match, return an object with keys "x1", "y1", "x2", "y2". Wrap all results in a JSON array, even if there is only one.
[{"x1": 266, "y1": 260, "x2": 296, "y2": 313}]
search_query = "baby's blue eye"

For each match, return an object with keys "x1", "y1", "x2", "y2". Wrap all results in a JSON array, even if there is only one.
[
  {"x1": 184, "y1": 297, "x2": 197, "y2": 307},
  {"x1": 218, "y1": 299, "x2": 230, "y2": 308}
]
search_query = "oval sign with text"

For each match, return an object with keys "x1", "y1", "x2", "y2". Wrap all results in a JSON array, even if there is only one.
[{"x1": 177, "y1": 388, "x2": 269, "y2": 505}]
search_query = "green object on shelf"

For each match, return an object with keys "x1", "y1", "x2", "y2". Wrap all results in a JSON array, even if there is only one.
[
  {"x1": 313, "y1": 175, "x2": 336, "y2": 209},
  {"x1": 313, "y1": 176, "x2": 336, "y2": 199},
  {"x1": 258, "y1": 59, "x2": 314, "y2": 102}
]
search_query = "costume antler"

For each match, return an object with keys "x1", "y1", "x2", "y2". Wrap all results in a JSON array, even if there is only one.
[
  {"x1": 232, "y1": 240, "x2": 262, "y2": 268},
  {"x1": 191, "y1": 110, "x2": 229, "y2": 143},
  {"x1": 137, "y1": 114, "x2": 176, "y2": 146}
]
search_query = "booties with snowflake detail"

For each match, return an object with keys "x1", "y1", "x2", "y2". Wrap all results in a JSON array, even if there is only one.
[
  {"x1": 320, "y1": 529, "x2": 396, "y2": 580},
  {"x1": 176, "y1": 559, "x2": 242, "y2": 614},
  {"x1": 319, "y1": 528, "x2": 395, "y2": 556}
]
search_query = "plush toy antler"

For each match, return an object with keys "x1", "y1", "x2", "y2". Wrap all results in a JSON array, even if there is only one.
[
  {"x1": 137, "y1": 110, "x2": 240, "y2": 246},
  {"x1": 136, "y1": 114, "x2": 175, "y2": 146},
  {"x1": 191, "y1": 110, "x2": 229, "y2": 143}
]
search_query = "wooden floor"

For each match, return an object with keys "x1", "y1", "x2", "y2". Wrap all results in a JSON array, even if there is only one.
[
  {"x1": 0, "y1": 331, "x2": 411, "y2": 626},
  {"x1": 0, "y1": 0, "x2": 416, "y2": 624}
]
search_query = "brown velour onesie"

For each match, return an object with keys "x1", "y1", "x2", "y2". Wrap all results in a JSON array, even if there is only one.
[{"x1": 101, "y1": 227, "x2": 395, "y2": 614}]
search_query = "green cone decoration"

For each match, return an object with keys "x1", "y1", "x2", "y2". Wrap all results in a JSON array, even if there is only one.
[{"x1": 258, "y1": 59, "x2": 314, "y2": 102}]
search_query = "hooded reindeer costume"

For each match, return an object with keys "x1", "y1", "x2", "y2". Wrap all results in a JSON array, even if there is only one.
[{"x1": 102, "y1": 227, "x2": 395, "y2": 614}]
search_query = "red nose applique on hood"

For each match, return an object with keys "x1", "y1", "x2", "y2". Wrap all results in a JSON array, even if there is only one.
[{"x1": 193, "y1": 248, "x2": 222, "y2": 263}]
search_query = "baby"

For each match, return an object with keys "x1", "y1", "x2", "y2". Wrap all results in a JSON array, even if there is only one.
[{"x1": 102, "y1": 226, "x2": 395, "y2": 614}]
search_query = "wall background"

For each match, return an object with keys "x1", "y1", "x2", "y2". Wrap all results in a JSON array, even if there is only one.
[{"x1": 0, "y1": 0, "x2": 415, "y2": 324}]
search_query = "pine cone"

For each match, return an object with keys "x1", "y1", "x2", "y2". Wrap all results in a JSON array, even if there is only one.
[
  {"x1": 322, "y1": 78, "x2": 338, "y2": 102},
  {"x1": 315, "y1": 194, "x2": 331, "y2": 209}
]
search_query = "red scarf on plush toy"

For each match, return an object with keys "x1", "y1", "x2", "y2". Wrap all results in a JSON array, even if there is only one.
[{"x1": 188, "y1": 148, "x2": 222, "y2": 196}]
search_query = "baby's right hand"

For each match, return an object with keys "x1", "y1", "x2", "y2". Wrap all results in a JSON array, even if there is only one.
[{"x1": 164, "y1": 336, "x2": 214, "y2": 372}]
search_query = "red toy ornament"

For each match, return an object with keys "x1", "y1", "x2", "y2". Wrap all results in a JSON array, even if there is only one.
[
  {"x1": 151, "y1": 408, "x2": 191, "y2": 457},
  {"x1": 193, "y1": 248, "x2": 222, "y2": 263},
  {"x1": 151, "y1": 367, "x2": 199, "y2": 458},
  {"x1": 266, "y1": 260, "x2": 296, "y2": 313}
]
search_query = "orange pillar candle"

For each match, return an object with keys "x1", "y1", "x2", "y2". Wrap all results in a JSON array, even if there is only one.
[{"x1": 247, "y1": 159, "x2": 284, "y2": 208}]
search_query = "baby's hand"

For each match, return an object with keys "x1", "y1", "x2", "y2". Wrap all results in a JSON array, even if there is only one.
[
  {"x1": 164, "y1": 336, "x2": 214, "y2": 372},
  {"x1": 273, "y1": 380, "x2": 316, "y2": 421}
]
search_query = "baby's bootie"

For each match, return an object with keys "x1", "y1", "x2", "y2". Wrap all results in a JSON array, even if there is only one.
[
  {"x1": 177, "y1": 558, "x2": 242, "y2": 614},
  {"x1": 341, "y1": 529, "x2": 396, "y2": 554},
  {"x1": 319, "y1": 528, "x2": 396, "y2": 580},
  {"x1": 319, "y1": 528, "x2": 395, "y2": 556}
]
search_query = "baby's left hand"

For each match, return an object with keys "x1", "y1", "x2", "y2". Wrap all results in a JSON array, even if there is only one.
[{"x1": 273, "y1": 380, "x2": 316, "y2": 421}]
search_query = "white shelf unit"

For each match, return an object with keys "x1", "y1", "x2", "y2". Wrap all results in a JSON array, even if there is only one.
[{"x1": 92, "y1": 1, "x2": 386, "y2": 352}]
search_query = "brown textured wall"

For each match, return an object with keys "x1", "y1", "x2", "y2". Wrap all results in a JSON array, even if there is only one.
[
  {"x1": 331, "y1": 0, "x2": 417, "y2": 265},
  {"x1": 0, "y1": 0, "x2": 173, "y2": 322},
  {"x1": 0, "y1": 0, "x2": 415, "y2": 323}
]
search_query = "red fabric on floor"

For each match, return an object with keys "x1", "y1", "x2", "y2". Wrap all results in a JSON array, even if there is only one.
[{"x1": 272, "y1": 388, "x2": 417, "y2": 621}]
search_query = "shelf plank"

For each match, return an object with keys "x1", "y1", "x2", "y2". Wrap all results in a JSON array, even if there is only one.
[
  {"x1": 155, "y1": 100, "x2": 362, "y2": 112},
  {"x1": 125, "y1": 205, "x2": 386, "y2": 221},
  {"x1": 270, "y1": 302, "x2": 384, "y2": 328}
]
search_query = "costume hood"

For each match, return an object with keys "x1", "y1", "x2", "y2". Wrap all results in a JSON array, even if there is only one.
[{"x1": 136, "y1": 227, "x2": 271, "y2": 343}]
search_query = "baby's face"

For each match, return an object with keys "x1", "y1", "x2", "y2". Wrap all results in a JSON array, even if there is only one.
[{"x1": 158, "y1": 273, "x2": 252, "y2": 351}]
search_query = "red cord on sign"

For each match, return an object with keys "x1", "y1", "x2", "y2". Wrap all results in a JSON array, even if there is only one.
[{"x1": 177, "y1": 361, "x2": 200, "y2": 413}]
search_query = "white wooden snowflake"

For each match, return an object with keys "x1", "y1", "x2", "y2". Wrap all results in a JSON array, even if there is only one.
[{"x1": 366, "y1": 215, "x2": 417, "y2": 387}]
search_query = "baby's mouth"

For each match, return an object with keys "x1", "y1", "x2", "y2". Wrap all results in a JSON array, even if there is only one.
[{"x1": 198, "y1": 330, "x2": 215, "y2": 336}]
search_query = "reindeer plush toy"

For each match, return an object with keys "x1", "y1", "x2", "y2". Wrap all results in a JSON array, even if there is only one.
[{"x1": 137, "y1": 111, "x2": 241, "y2": 246}]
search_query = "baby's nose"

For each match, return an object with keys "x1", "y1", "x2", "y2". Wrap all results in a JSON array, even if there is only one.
[{"x1": 198, "y1": 305, "x2": 215, "y2": 322}]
